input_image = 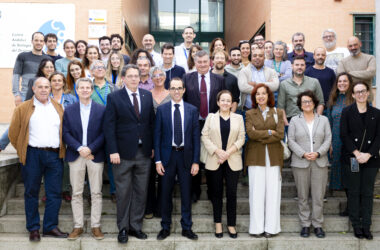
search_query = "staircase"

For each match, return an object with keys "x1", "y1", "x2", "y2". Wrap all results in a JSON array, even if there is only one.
[{"x1": 0, "y1": 167, "x2": 380, "y2": 249}]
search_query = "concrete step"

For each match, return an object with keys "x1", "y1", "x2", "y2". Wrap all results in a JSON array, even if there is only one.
[
  {"x1": 6, "y1": 197, "x2": 353, "y2": 216},
  {"x1": 0, "y1": 233, "x2": 377, "y2": 250},
  {"x1": 2, "y1": 214, "x2": 380, "y2": 234}
]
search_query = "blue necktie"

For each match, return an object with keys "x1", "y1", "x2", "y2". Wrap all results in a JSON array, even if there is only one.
[{"x1": 174, "y1": 104, "x2": 182, "y2": 147}]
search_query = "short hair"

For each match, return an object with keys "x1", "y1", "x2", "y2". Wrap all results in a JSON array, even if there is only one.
[
  {"x1": 229, "y1": 46, "x2": 241, "y2": 55},
  {"x1": 273, "y1": 41, "x2": 288, "y2": 61},
  {"x1": 90, "y1": 60, "x2": 106, "y2": 71},
  {"x1": 44, "y1": 33, "x2": 57, "y2": 43},
  {"x1": 296, "y1": 90, "x2": 319, "y2": 111},
  {"x1": 183, "y1": 26, "x2": 195, "y2": 33},
  {"x1": 130, "y1": 48, "x2": 155, "y2": 66},
  {"x1": 254, "y1": 34, "x2": 265, "y2": 40},
  {"x1": 36, "y1": 58, "x2": 55, "y2": 77},
  {"x1": 322, "y1": 29, "x2": 337, "y2": 39},
  {"x1": 292, "y1": 32, "x2": 305, "y2": 42},
  {"x1": 136, "y1": 56, "x2": 151, "y2": 67},
  {"x1": 292, "y1": 55, "x2": 306, "y2": 64},
  {"x1": 33, "y1": 77, "x2": 49, "y2": 87},
  {"x1": 161, "y1": 43, "x2": 175, "y2": 54},
  {"x1": 74, "y1": 40, "x2": 88, "y2": 58},
  {"x1": 98, "y1": 36, "x2": 111, "y2": 44},
  {"x1": 212, "y1": 50, "x2": 229, "y2": 61},
  {"x1": 76, "y1": 77, "x2": 94, "y2": 90},
  {"x1": 32, "y1": 31, "x2": 44, "y2": 40},
  {"x1": 110, "y1": 34, "x2": 124, "y2": 45},
  {"x1": 251, "y1": 84, "x2": 275, "y2": 109},
  {"x1": 49, "y1": 71, "x2": 67, "y2": 91},
  {"x1": 63, "y1": 39, "x2": 75, "y2": 49},
  {"x1": 169, "y1": 77, "x2": 185, "y2": 88},
  {"x1": 352, "y1": 82, "x2": 369, "y2": 92},
  {"x1": 149, "y1": 66, "x2": 166, "y2": 78},
  {"x1": 194, "y1": 50, "x2": 209, "y2": 61},
  {"x1": 121, "y1": 64, "x2": 140, "y2": 77},
  {"x1": 217, "y1": 90, "x2": 233, "y2": 102}
]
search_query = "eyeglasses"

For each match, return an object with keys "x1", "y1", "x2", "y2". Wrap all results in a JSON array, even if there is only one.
[
  {"x1": 93, "y1": 66, "x2": 105, "y2": 70},
  {"x1": 169, "y1": 87, "x2": 184, "y2": 92},
  {"x1": 354, "y1": 89, "x2": 368, "y2": 96},
  {"x1": 301, "y1": 100, "x2": 313, "y2": 105},
  {"x1": 254, "y1": 38, "x2": 264, "y2": 42},
  {"x1": 322, "y1": 35, "x2": 335, "y2": 39},
  {"x1": 152, "y1": 73, "x2": 165, "y2": 78}
]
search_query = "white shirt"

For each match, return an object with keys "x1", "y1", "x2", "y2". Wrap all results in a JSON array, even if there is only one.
[
  {"x1": 307, "y1": 120, "x2": 314, "y2": 152},
  {"x1": 151, "y1": 50, "x2": 163, "y2": 67},
  {"x1": 197, "y1": 71, "x2": 211, "y2": 119},
  {"x1": 171, "y1": 100, "x2": 185, "y2": 147},
  {"x1": 80, "y1": 100, "x2": 92, "y2": 147},
  {"x1": 125, "y1": 87, "x2": 141, "y2": 113},
  {"x1": 29, "y1": 97, "x2": 61, "y2": 148},
  {"x1": 325, "y1": 47, "x2": 350, "y2": 73},
  {"x1": 174, "y1": 43, "x2": 191, "y2": 72}
]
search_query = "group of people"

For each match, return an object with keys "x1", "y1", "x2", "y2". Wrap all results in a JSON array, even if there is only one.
[{"x1": 5, "y1": 25, "x2": 380, "y2": 244}]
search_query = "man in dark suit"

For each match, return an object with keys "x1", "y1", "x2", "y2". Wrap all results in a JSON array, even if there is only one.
[
  {"x1": 62, "y1": 78, "x2": 106, "y2": 241},
  {"x1": 103, "y1": 64, "x2": 155, "y2": 244},
  {"x1": 183, "y1": 50, "x2": 225, "y2": 202},
  {"x1": 155, "y1": 77, "x2": 200, "y2": 240}
]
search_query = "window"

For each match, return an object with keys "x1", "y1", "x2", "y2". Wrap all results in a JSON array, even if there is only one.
[
  {"x1": 353, "y1": 15, "x2": 375, "y2": 55},
  {"x1": 124, "y1": 22, "x2": 137, "y2": 53}
]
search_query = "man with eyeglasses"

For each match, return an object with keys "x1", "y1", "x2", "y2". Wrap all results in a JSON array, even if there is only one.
[
  {"x1": 175, "y1": 26, "x2": 196, "y2": 72},
  {"x1": 253, "y1": 34, "x2": 265, "y2": 49},
  {"x1": 104, "y1": 64, "x2": 155, "y2": 244},
  {"x1": 321, "y1": 29, "x2": 349, "y2": 74},
  {"x1": 337, "y1": 36, "x2": 376, "y2": 103},
  {"x1": 278, "y1": 56, "x2": 324, "y2": 126},
  {"x1": 287, "y1": 32, "x2": 315, "y2": 70},
  {"x1": 154, "y1": 77, "x2": 200, "y2": 241},
  {"x1": 90, "y1": 60, "x2": 115, "y2": 105}
]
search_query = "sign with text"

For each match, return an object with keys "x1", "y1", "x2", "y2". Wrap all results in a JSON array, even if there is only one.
[{"x1": 0, "y1": 3, "x2": 75, "y2": 68}]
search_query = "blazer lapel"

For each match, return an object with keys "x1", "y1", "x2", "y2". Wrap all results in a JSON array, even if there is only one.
[
  {"x1": 226, "y1": 113, "x2": 236, "y2": 148},
  {"x1": 121, "y1": 88, "x2": 139, "y2": 121},
  {"x1": 312, "y1": 114, "x2": 320, "y2": 138},
  {"x1": 299, "y1": 113, "x2": 310, "y2": 138},
  {"x1": 193, "y1": 73, "x2": 200, "y2": 100},
  {"x1": 213, "y1": 112, "x2": 222, "y2": 147},
  {"x1": 209, "y1": 73, "x2": 217, "y2": 107},
  {"x1": 139, "y1": 90, "x2": 145, "y2": 120},
  {"x1": 75, "y1": 102, "x2": 83, "y2": 135}
]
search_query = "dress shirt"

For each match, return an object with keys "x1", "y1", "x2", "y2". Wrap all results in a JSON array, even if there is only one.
[
  {"x1": 125, "y1": 87, "x2": 141, "y2": 113},
  {"x1": 197, "y1": 71, "x2": 211, "y2": 118},
  {"x1": 138, "y1": 77, "x2": 154, "y2": 91},
  {"x1": 246, "y1": 65, "x2": 266, "y2": 109},
  {"x1": 151, "y1": 50, "x2": 163, "y2": 66},
  {"x1": 171, "y1": 100, "x2": 185, "y2": 147},
  {"x1": 80, "y1": 100, "x2": 92, "y2": 147},
  {"x1": 29, "y1": 97, "x2": 60, "y2": 148}
]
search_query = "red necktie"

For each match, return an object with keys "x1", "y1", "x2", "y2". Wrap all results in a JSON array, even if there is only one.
[{"x1": 200, "y1": 75, "x2": 208, "y2": 119}]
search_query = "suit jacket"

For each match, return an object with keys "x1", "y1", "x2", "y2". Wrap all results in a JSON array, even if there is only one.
[
  {"x1": 340, "y1": 103, "x2": 380, "y2": 168},
  {"x1": 237, "y1": 65, "x2": 279, "y2": 109},
  {"x1": 288, "y1": 113, "x2": 332, "y2": 168},
  {"x1": 245, "y1": 107, "x2": 284, "y2": 168},
  {"x1": 103, "y1": 87, "x2": 155, "y2": 160},
  {"x1": 154, "y1": 101, "x2": 200, "y2": 168},
  {"x1": 201, "y1": 111, "x2": 245, "y2": 171},
  {"x1": 183, "y1": 71, "x2": 225, "y2": 114},
  {"x1": 63, "y1": 101, "x2": 105, "y2": 163}
]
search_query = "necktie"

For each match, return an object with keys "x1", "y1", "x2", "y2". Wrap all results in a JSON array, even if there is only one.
[
  {"x1": 132, "y1": 93, "x2": 140, "y2": 119},
  {"x1": 174, "y1": 104, "x2": 182, "y2": 146},
  {"x1": 200, "y1": 75, "x2": 208, "y2": 119}
]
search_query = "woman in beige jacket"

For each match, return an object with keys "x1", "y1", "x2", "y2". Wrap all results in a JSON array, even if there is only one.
[{"x1": 201, "y1": 90, "x2": 245, "y2": 239}]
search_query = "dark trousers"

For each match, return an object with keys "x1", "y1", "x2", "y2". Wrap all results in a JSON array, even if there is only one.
[
  {"x1": 21, "y1": 146, "x2": 63, "y2": 232},
  {"x1": 161, "y1": 150, "x2": 192, "y2": 230},
  {"x1": 343, "y1": 164, "x2": 378, "y2": 228},
  {"x1": 206, "y1": 162, "x2": 240, "y2": 226},
  {"x1": 191, "y1": 120, "x2": 205, "y2": 198},
  {"x1": 146, "y1": 159, "x2": 161, "y2": 216},
  {"x1": 112, "y1": 148, "x2": 151, "y2": 231}
]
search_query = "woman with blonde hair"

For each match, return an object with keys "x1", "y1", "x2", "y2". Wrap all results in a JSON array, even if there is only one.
[{"x1": 105, "y1": 51, "x2": 125, "y2": 89}]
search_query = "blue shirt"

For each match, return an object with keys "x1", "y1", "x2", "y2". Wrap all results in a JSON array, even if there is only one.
[
  {"x1": 80, "y1": 100, "x2": 92, "y2": 147},
  {"x1": 246, "y1": 65, "x2": 265, "y2": 109}
]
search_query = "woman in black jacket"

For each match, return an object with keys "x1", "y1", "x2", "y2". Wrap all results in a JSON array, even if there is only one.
[{"x1": 340, "y1": 82, "x2": 380, "y2": 240}]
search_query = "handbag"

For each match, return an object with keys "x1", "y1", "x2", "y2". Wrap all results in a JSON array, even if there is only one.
[
  {"x1": 350, "y1": 129, "x2": 366, "y2": 172},
  {"x1": 273, "y1": 108, "x2": 291, "y2": 160}
]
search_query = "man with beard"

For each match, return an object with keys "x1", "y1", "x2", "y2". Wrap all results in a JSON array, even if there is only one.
[
  {"x1": 322, "y1": 29, "x2": 349, "y2": 74},
  {"x1": 337, "y1": 36, "x2": 376, "y2": 102},
  {"x1": 175, "y1": 26, "x2": 196, "y2": 72},
  {"x1": 44, "y1": 33, "x2": 63, "y2": 63},
  {"x1": 99, "y1": 36, "x2": 112, "y2": 64},
  {"x1": 212, "y1": 50, "x2": 240, "y2": 112},
  {"x1": 142, "y1": 34, "x2": 162, "y2": 67},
  {"x1": 238, "y1": 48, "x2": 279, "y2": 111},
  {"x1": 253, "y1": 34, "x2": 265, "y2": 49},
  {"x1": 305, "y1": 47, "x2": 336, "y2": 107},
  {"x1": 287, "y1": 32, "x2": 315, "y2": 70},
  {"x1": 225, "y1": 47, "x2": 244, "y2": 78},
  {"x1": 110, "y1": 34, "x2": 131, "y2": 65},
  {"x1": 278, "y1": 56, "x2": 324, "y2": 125}
]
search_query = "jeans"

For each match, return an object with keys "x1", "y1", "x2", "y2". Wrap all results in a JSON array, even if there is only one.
[{"x1": 21, "y1": 146, "x2": 63, "y2": 232}]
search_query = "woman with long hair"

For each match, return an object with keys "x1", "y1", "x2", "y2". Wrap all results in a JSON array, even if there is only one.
[
  {"x1": 55, "y1": 39, "x2": 80, "y2": 77},
  {"x1": 25, "y1": 58, "x2": 55, "y2": 100},
  {"x1": 239, "y1": 40, "x2": 250, "y2": 67},
  {"x1": 66, "y1": 60, "x2": 85, "y2": 95},
  {"x1": 105, "y1": 51, "x2": 125, "y2": 89},
  {"x1": 74, "y1": 40, "x2": 87, "y2": 60},
  {"x1": 187, "y1": 44, "x2": 203, "y2": 73},
  {"x1": 82, "y1": 45, "x2": 101, "y2": 78}
]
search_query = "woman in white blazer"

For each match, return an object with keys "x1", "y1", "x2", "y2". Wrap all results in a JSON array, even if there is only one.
[{"x1": 201, "y1": 90, "x2": 245, "y2": 239}]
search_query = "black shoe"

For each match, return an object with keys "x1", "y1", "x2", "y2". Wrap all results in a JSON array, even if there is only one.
[
  {"x1": 157, "y1": 229, "x2": 170, "y2": 240},
  {"x1": 118, "y1": 228, "x2": 128, "y2": 244},
  {"x1": 353, "y1": 227, "x2": 364, "y2": 239},
  {"x1": 128, "y1": 230, "x2": 147, "y2": 239},
  {"x1": 314, "y1": 227, "x2": 325, "y2": 238},
  {"x1": 227, "y1": 227, "x2": 237, "y2": 239},
  {"x1": 191, "y1": 193, "x2": 198, "y2": 203},
  {"x1": 214, "y1": 232, "x2": 223, "y2": 238},
  {"x1": 182, "y1": 229, "x2": 198, "y2": 240},
  {"x1": 300, "y1": 227, "x2": 310, "y2": 237},
  {"x1": 362, "y1": 228, "x2": 373, "y2": 240}
]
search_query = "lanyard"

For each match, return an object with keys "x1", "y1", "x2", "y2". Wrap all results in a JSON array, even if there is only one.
[
  {"x1": 50, "y1": 93, "x2": 64, "y2": 104},
  {"x1": 273, "y1": 60, "x2": 282, "y2": 73},
  {"x1": 73, "y1": 84, "x2": 79, "y2": 100},
  {"x1": 95, "y1": 81, "x2": 109, "y2": 105},
  {"x1": 183, "y1": 47, "x2": 188, "y2": 59}
]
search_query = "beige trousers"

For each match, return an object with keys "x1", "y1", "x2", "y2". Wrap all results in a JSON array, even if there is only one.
[{"x1": 69, "y1": 157, "x2": 104, "y2": 228}]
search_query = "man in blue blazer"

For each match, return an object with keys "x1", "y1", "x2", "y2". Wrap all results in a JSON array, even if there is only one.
[
  {"x1": 103, "y1": 64, "x2": 155, "y2": 244},
  {"x1": 62, "y1": 78, "x2": 106, "y2": 241},
  {"x1": 154, "y1": 77, "x2": 200, "y2": 240}
]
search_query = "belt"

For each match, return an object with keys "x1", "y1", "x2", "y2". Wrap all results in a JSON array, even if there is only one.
[
  {"x1": 30, "y1": 146, "x2": 59, "y2": 153},
  {"x1": 172, "y1": 146, "x2": 184, "y2": 151}
]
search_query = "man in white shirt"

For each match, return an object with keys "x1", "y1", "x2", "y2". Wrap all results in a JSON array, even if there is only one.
[
  {"x1": 142, "y1": 34, "x2": 162, "y2": 66},
  {"x1": 322, "y1": 29, "x2": 350, "y2": 74},
  {"x1": 174, "y1": 26, "x2": 196, "y2": 72},
  {"x1": 9, "y1": 77, "x2": 68, "y2": 241}
]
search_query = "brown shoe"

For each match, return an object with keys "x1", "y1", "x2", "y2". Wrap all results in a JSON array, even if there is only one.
[
  {"x1": 29, "y1": 230, "x2": 40, "y2": 242},
  {"x1": 42, "y1": 227, "x2": 69, "y2": 238},
  {"x1": 67, "y1": 228, "x2": 83, "y2": 241},
  {"x1": 92, "y1": 227, "x2": 104, "y2": 240}
]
